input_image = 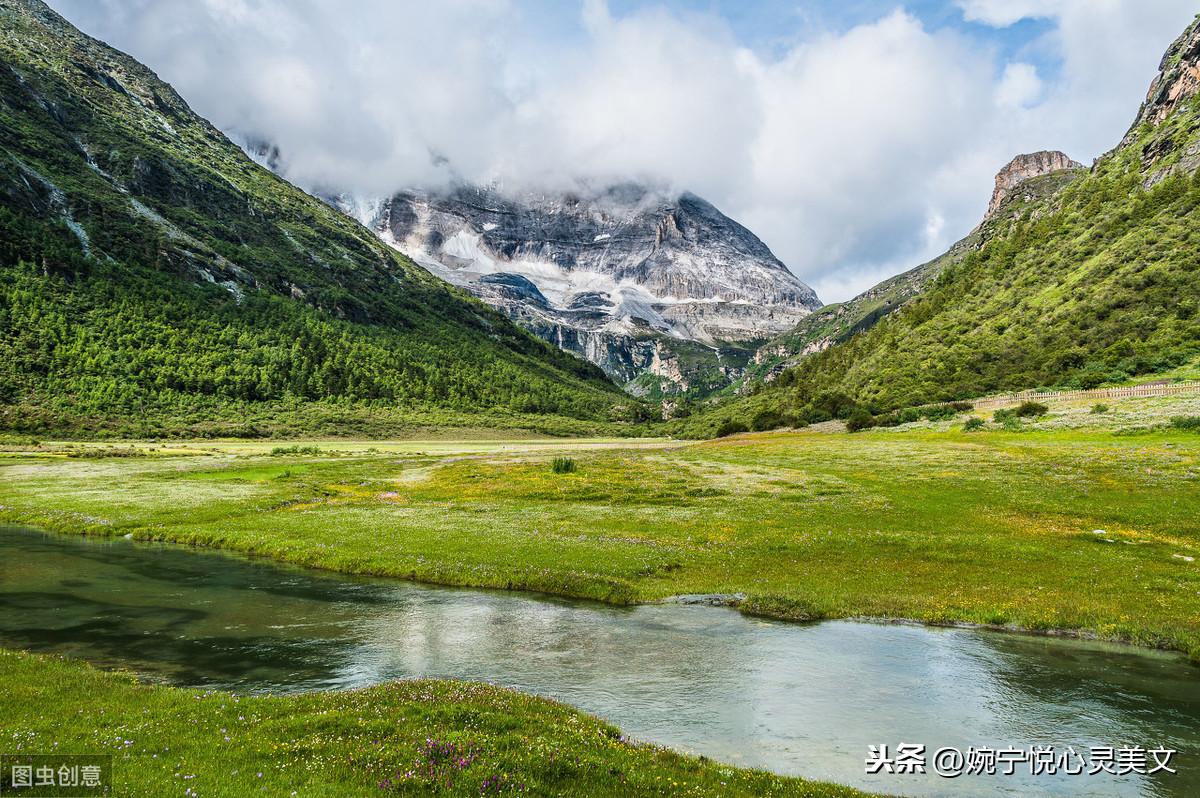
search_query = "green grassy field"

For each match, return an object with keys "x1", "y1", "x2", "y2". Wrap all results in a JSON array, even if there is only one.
[
  {"x1": 0, "y1": 650, "x2": 872, "y2": 798},
  {"x1": 2, "y1": 392, "x2": 1198, "y2": 797},
  {"x1": 2, "y1": 393, "x2": 1198, "y2": 660}
]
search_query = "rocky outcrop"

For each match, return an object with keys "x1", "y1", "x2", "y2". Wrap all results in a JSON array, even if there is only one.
[
  {"x1": 1117, "y1": 16, "x2": 1200, "y2": 184},
  {"x1": 647, "y1": 345, "x2": 688, "y2": 392},
  {"x1": 1121, "y1": 16, "x2": 1200, "y2": 147},
  {"x1": 502, "y1": 304, "x2": 661, "y2": 385},
  {"x1": 986, "y1": 151, "x2": 1082, "y2": 217},
  {"x1": 326, "y1": 182, "x2": 821, "y2": 393},
  {"x1": 740, "y1": 151, "x2": 1086, "y2": 391}
]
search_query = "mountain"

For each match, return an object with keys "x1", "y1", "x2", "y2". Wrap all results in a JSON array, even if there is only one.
[
  {"x1": 740, "y1": 152, "x2": 1084, "y2": 389},
  {"x1": 0, "y1": 0, "x2": 641, "y2": 437},
  {"x1": 986, "y1": 151, "x2": 1082, "y2": 216},
  {"x1": 685, "y1": 16, "x2": 1200, "y2": 436},
  {"x1": 323, "y1": 182, "x2": 821, "y2": 396}
]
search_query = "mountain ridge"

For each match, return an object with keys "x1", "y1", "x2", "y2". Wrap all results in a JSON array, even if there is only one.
[
  {"x1": 736, "y1": 151, "x2": 1085, "y2": 393},
  {"x1": 322, "y1": 182, "x2": 821, "y2": 396},
  {"x1": 680, "y1": 14, "x2": 1200, "y2": 436},
  {"x1": 0, "y1": 0, "x2": 642, "y2": 437}
]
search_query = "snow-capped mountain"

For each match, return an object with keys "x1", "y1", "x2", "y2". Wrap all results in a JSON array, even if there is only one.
[{"x1": 328, "y1": 182, "x2": 821, "y2": 388}]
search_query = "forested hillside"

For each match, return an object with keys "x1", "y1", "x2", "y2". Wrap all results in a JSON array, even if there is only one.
[
  {"x1": 0, "y1": 0, "x2": 641, "y2": 437},
  {"x1": 681, "y1": 16, "x2": 1200, "y2": 437}
]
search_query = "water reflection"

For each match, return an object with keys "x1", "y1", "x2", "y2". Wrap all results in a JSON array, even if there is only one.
[{"x1": 1, "y1": 526, "x2": 1196, "y2": 797}]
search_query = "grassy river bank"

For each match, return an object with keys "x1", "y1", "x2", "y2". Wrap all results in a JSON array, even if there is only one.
[{"x1": 1, "y1": 393, "x2": 1197, "y2": 796}]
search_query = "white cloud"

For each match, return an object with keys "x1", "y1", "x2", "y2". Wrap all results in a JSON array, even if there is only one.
[
  {"x1": 996, "y1": 63, "x2": 1043, "y2": 107},
  {"x1": 511, "y1": 3, "x2": 762, "y2": 198},
  {"x1": 734, "y1": 11, "x2": 994, "y2": 292},
  {"x1": 956, "y1": 1, "x2": 1197, "y2": 164},
  {"x1": 47, "y1": 0, "x2": 1199, "y2": 302},
  {"x1": 957, "y1": 0, "x2": 1058, "y2": 27}
]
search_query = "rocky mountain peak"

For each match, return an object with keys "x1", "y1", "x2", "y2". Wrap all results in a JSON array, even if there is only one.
[
  {"x1": 236, "y1": 137, "x2": 819, "y2": 394},
  {"x1": 324, "y1": 181, "x2": 822, "y2": 390},
  {"x1": 987, "y1": 151, "x2": 1082, "y2": 217},
  {"x1": 1121, "y1": 15, "x2": 1200, "y2": 148},
  {"x1": 348, "y1": 181, "x2": 825, "y2": 396}
]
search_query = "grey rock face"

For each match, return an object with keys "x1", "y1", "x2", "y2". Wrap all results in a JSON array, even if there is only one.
[
  {"x1": 329, "y1": 182, "x2": 820, "y2": 387},
  {"x1": 477, "y1": 273, "x2": 550, "y2": 306},
  {"x1": 1117, "y1": 17, "x2": 1200, "y2": 185},
  {"x1": 1121, "y1": 16, "x2": 1200, "y2": 149}
]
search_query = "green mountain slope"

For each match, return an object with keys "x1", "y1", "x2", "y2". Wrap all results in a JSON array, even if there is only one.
[
  {"x1": 740, "y1": 166, "x2": 1082, "y2": 390},
  {"x1": 683, "y1": 16, "x2": 1200, "y2": 437},
  {"x1": 0, "y1": 0, "x2": 642, "y2": 437}
]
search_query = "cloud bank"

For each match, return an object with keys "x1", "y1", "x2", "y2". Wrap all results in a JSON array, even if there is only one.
[{"x1": 49, "y1": 0, "x2": 1197, "y2": 301}]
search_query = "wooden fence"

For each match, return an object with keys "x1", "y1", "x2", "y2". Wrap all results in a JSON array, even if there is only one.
[{"x1": 967, "y1": 380, "x2": 1200, "y2": 410}]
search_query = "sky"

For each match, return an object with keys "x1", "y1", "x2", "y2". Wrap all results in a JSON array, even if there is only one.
[{"x1": 49, "y1": 0, "x2": 1198, "y2": 303}]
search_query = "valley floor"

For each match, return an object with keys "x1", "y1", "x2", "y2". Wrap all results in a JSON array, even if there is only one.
[
  {"x1": 1, "y1": 392, "x2": 1197, "y2": 796},
  {"x1": 2, "y1": 392, "x2": 1198, "y2": 657}
]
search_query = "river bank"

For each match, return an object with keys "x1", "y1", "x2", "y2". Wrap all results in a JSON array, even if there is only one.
[
  {"x1": 1, "y1": 648, "x2": 875, "y2": 798},
  {"x1": 5, "y1": 526, "x2": 1196, "y2": 797},
  {"x1": 2, "y1": 420, "x2": 1198, "y2": 662}
]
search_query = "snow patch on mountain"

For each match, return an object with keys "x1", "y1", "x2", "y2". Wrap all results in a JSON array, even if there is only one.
[
  {"x1": 316, "y1": 181, "x2": 821, "y2": 389},
  {"x1": 335, "y1": 183, "x2": 818, "y2": 343}
]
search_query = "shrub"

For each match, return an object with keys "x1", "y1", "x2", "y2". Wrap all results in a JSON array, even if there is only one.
[
  {"x1": 270, "y1": 445, "x2": 321, "y2": 456},
  {"x1": 715, "y1": 419, "x2": 749, "y2": 438},
  {"x1": 1015, "y1": 401, "x2": 1049, "y2": 417},
  {"x1": 810, "y1": 391, "x2": 859, "y2": 420},
  {"x1": 947, "y1": 401, "x2": 975, "y2": 412},
  {"x1": 846, "y1": 408, "x2": 876, "y2": 433},
  {"x1": 962, "y1": 418, "x2": 985, "y2": 432},
  {"x1": 923, "y1": 405, "x2": 956, "y2": 421},
  {"x1": 897, "y1": 407, "x2": 923, "y2": 424},
  {"x1": 1170, "y1": 416, "x2": 1200, "y2": 431},
  {"x1": 551, "y1": 456, "x2": 576, "y2": 473},
  {"x1": 993, "y1": 408, "x2": 1015, "y2": 422},
  {"x1": 797, "y1": 406, "x2": 832, "y2": 425},
  {"x1": 750, "y1": 409, "x2": 784, "y2": 432},
  {"x1": 1073, "y1": 366, "x2": 1114, "y2": 389},
  {"x1": 1091, "y1": 403, "x2": 1109, "y2": 414}
]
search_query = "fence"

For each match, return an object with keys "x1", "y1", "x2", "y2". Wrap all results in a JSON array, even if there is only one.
[{"x1": 967, "y1": 380, "x2": 1200, "y2": 411}]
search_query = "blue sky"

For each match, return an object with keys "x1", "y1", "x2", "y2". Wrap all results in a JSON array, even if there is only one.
[
  {"x1": 51, "y1": 0, "x2": 1199, "y2": 301},
  {"x1": 528, "y1": 1, "x2": 1061, "y2": 86},
  {"x1": 614, "y1": 0, "x2": 1054, "y2": 57}
]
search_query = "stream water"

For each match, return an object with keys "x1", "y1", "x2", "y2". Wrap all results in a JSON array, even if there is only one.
[{"x1": 1, "y1": 525, "x2": 1196, "y2": 797}]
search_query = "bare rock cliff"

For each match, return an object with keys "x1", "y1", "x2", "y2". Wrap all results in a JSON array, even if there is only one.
[
  {"x1": 327, "y1": 183, "x2": 822, "y2": 389},
  {"x1": 1121, "y1": 15, "x2": 1200, "y2": 147},
  {"x1": 987, "y1": 151, "x2": 1082, "y2": 217}
]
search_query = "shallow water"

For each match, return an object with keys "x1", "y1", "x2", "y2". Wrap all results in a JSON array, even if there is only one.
[{"x1": 1, "y1": 525, "x2": 1196, "y2": 797}]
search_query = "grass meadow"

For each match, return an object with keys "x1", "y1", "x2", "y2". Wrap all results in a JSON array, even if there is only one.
[
  {"x1": 1, "y1": 650, "x2": 875, "y2": 797},
  {"x1": 2, "y1": 392, "x2": 1197, "y2": 659},
  {"x1": 2, "y1": 392, "x2": 1198, "y2": 796}
]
